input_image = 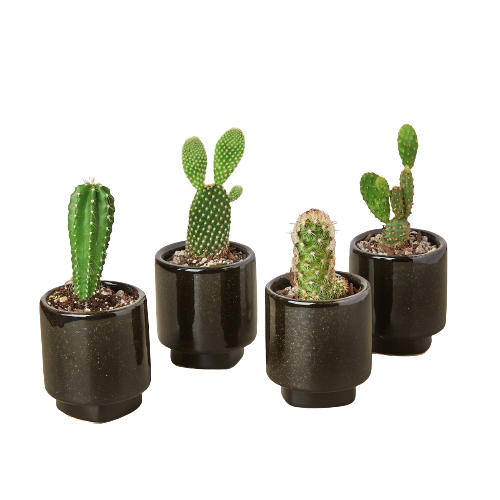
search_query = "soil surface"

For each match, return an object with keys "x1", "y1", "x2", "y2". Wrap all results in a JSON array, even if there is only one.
[
  {"x1": 46, "y1": 284, "x2": 138, "y2": 312},
  {"x1": 356, "y1": 231, "x2": 437, "y2": 256},
  {"x1": 168, "y1": 246, "x2": 247, "y2": 268}
]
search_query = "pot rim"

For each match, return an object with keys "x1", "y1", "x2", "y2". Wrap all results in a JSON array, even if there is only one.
[
  {"x1": 40, "y1": 280, "x2": 146, "y2": 317},
  {"x1": 265, "y1": 271, "x2": 370, "y2": 307},
  {"x1": 155, "y1": 240, "x2": 255, "y2": 273},
  {"x1": 350, "y1": 228, "x2": 447, "y2": 261}
]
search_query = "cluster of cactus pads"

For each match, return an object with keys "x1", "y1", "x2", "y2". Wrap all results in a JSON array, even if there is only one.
[
  {"x1": 182, "y1": 128, "x2": 244, "y2": 259},
  {"x1": 290, "y1": 209, "x2": 348, "y2": 301},
  {"x1": 360, "y1": 124, "x2": 418, "y2": 247},
  {"x1": 68, "y1": 180, "x2": 115, "y2": 300}
]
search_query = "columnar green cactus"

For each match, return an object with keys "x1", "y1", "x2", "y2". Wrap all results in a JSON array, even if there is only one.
[
  {"x1": 290, "y1": 209, "x2": 348, "y2": 301},
  {"x1": 360, "y1": 124, "x2": 418, "y2": 247},
  {"x1": 68, "y1": 180, "x2": 115, "y2": 300},
  {"x1": 183, "y1": 128, "x2": 244, "y2": 259}
]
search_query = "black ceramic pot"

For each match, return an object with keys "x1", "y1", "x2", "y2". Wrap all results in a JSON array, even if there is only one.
[
  {"x1": 155, "y1": 241, "x2": 257, "y2": 369},
  {"x1": 349, "y1": 229, "x2": 447, "y2": 355},
  {"x1": 40, "y1": 281, "x2": 151, "y2": 423},
  {"x1": 265, "y1": 272, "x2": 372, "y2": 408}
]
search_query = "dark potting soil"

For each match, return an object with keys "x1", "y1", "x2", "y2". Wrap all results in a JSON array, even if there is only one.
[
  {"x1": 356, "y1": 231, "x2": 437, "y2": 256},
  {"x1": 46, "y1": 284, "x2": 138, "y2": 312},
  {"x1": 168, "y1": 246, "x2": 247, "y2": 268}
]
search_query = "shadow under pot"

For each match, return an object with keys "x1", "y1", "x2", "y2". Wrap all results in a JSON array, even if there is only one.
[
  {"x1": 349, "y1": 229, "x2": 447, "y2": 356},
  {"x1": 155, "y1": 241, "x2": 257, "y2": 369},
  {"x1": 39, "y1": 281, "x2": 151, "y2": 423},
  {"x1": 265, "y1": 272, "x2": 372, "y2": 408}
]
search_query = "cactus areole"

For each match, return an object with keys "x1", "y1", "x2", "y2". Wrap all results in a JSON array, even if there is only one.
[
  {"x1": 183, "y1": 128, "x2": 245, "y2": 260},
  {"x1": 290, "y1": 209, "x2": 348, "y2": 301},
  {"x1": 360, "y1": 124, "x2": 418, "y2": 248},
  {"x1": 68, "y1": 180, "x2": 115, "y2": 300}
]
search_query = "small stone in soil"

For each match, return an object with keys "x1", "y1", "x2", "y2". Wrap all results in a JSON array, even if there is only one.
[{"x1": 47, "y1": 284, "x2": 137, "y2": 312}]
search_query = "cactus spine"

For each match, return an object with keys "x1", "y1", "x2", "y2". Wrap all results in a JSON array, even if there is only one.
[
  {"x1": 290, "y1": 209, "x2": 348, "y2": 301},
  {"x1": 68, "y1": 180, "x2": 115, "y2": 300},
  {"x1": 360, "y1": 124, "x2": 418, "y2": 247},
  {"x1": 183, "y1": 128, "x2": 244, "y2": 259}
]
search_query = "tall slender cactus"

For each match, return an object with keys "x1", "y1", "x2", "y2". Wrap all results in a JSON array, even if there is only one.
[{"x1": 68, "y1": 180, "x2": 115, "y2": 300}]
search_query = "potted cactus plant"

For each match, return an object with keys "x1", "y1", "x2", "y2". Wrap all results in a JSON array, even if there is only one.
[
  {"x1": 265, "y1": 209, "x2": 372, "y2": 408},
  {"x1": 349, "y1": 125, "x2": 447, "y2": 355},
  {"x1": 155, "y1": 128, "x2": 257, "y2": 369},
  {"x1": 39, "y1": 180, "x2": 151, "y2": 422}
]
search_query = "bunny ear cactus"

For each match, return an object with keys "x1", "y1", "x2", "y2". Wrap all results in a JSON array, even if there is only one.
[
  {"x1": 68, "y1": 180, "x2": 115, "y2": 300},
  {"x1": 290, "y1": 209, "x2": 348, "y2": 301},
  {"x1": 183, "y1": 128, "x2": 245, "y2": 259},
  {"x1": 360, "y1": 124, "x2": 418, "y2": 247}
]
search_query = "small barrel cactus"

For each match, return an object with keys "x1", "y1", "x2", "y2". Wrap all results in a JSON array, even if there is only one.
[
  {"x1": 68, "y1": 180, "x2": 115, "y2": 300},
  {"x1": 290, "y1": 209, "x2": 348, "y2": 301},
  {"x1": 182, "y1": 128, "x2": 244, "y2": 259},
  {"x1": 360, "y1": 124, "x2": 418, "y2": 247}
]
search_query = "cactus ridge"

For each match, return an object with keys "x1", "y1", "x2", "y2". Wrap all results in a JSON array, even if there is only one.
[
  {"x1": 183, "y1": 128, "x2": 245, "y2": 259},
  {"x1": 186, "y1": 184, "x2": 231, "y2": 258},
  {"x1": 290, "y1": 209, "x2": 348, "y2": 301},
  {"x1": 68, "y1": 181, "x2": 115, "y2": 300}
]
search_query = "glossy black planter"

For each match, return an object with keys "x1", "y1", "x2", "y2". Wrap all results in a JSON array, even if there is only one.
[
  {"x1": 155, "y1": 241, "x2": 257, "y2": 369},
  {"x1": 349, "y1": 229, "x2": 447, "y2": 355},
  {"x1": 40, "y1": 281, "x2": 151, "y2": 423},
  {"x1": 265, "y1": 272, "x2": 372, "y2": 408}
]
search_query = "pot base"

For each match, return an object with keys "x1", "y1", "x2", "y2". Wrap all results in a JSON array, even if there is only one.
[
  {"x1": 170, "y1": 349, "x2": 244, "y2": 369},
  {"x1": 373, "y1": 336, "x2": 432, "y2": 356},
  {"x1": 281, "y1": 387, "x2": 356, "y2": 408},
  {"x1": 56, "y1": 395, "x2": 142, "y2": 423}
]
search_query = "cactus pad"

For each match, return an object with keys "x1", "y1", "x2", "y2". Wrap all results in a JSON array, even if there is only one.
[
  {"x1": 360, "y1": 173, "x2": 390, "y2": 223},
  {"x1": 214, "y1": 128, "x2": 245, "y2": 185},
  {"x1": 290, "y1": 209, "x2": 348, "y2": 301},
  {"x1": 390, "y1": 186, "x2": 406, "y2": 220},
  {"x1": 380, "y1": 218, "x2": 410, "y2": 247},
  {"x1": 397, "y1": 124, "x2": 418, "y2": 168},
  {"x1": 399, "y1": 170, "x2": 414, "y2": 218},
  {"x1": 68, "y1": 181, "x2": 115, "y2": 300},
  {"x1": 186, "y1": 184, "x2": 231, "y2": 258},
  {"x1": 182, "y1": 136, "x2": 207, "y2": 190},
  {"x1": 229, "y1": 185, "x2": 243, "y2": 202}
]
